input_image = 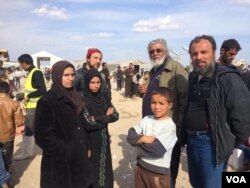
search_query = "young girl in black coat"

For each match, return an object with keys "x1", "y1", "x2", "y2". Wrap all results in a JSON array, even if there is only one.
[{"x1": 83, "y1": 69, "x2": 119, "y2": 188}]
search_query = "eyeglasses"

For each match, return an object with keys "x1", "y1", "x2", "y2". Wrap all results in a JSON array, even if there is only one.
[{"x1": 149, "y1": 48, "x2": 163, "y2": 55}]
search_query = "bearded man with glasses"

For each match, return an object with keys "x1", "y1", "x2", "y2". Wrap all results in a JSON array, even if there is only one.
[{"x1": 138, "y1": 38, "x2": 188, "y2": 187}]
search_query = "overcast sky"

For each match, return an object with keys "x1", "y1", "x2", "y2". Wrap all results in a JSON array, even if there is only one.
[{"x1": 0, "y1": 0, "x2": 250, "y2": 66}]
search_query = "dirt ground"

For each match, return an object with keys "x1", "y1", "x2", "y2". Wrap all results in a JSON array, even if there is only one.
[{"x1": 10, "y1": 81, "x2": 192, "y2": 188}]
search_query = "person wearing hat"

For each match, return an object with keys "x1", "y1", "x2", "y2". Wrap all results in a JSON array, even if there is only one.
[
  {"x1": 74, "y1": 48, "x2": 109, "y2": 98},
  {"x1": 85, "y1": 48, "x2": 103, "y2": 69}
]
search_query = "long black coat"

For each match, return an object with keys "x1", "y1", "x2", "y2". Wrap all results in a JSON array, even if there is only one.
[
  {"x1": 83, "y1": 92, "x2": 119, "y2": 188},
  {"x1": 34, "y1": 88, "x2": 93, "y2": 188}
]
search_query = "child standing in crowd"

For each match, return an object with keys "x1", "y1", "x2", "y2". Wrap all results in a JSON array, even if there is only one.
[
  {"x1": 83, "y1": 69, "x2": 119, "y2": 188},
  {"x1": 127, "y1": 87, "x2": 177, "y2": 188},
  {"x1": 0, "y1": 81, "x2": 25, "y2": 180}
]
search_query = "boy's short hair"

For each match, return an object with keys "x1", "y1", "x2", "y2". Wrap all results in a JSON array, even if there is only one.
[
  {"x1": 0, "y1": 81, "x2": 10, "y2": 93},
  {"x1": 151, "y1": 87, "x2": 175, "y2": 103}
]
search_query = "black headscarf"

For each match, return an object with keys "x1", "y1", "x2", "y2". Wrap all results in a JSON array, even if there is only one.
[
  {"x1": 84, "y1": 69, "x2": 107, "y2": 116},
  {"x1": 51, "y1": 60, "x2": 84, "y2": 115}
]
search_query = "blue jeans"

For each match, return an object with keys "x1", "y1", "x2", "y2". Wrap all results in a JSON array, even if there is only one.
[
  {"x1": 0, "y1": 150, "x2": 10, "y2": 186},
  {"x1": 0, "y1": 141, "x2": 14, "y2": 171},
  {"x1": 187, "y1": 133, "x2": 226, "y2": 188}
]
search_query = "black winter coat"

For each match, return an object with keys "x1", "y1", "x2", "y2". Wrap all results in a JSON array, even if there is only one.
[
  {"x1": 34, "y1": 88, "x2": 93, "y2": 188},
  {"x1": 181, "y1": 64, "x2": 250, "y2": 164},
  {"x1": 83, "y1": 92, "x2": 119, "y2": 188}
]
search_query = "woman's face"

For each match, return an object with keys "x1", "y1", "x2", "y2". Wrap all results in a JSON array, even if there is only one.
[
  {"x1": 62, "y1": 67, "x2": 75, "y2": 88},
  {"x1": 89, "y1": 76, "x2": 101, "y2": 93}
]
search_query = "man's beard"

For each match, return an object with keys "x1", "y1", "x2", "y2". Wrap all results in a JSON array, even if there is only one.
[
  {"x1": 194, "y1": 61, "x2": 214, "y2": 75},
  {"x1": 87, "y1": 62, "x2": 100, "y2": 70},
  {"x1": 221, "y1": 55, "x2": 233, "y2": 65},
  {"x1": 150, "y1": 55, "x2": 167, "y2": 69}
]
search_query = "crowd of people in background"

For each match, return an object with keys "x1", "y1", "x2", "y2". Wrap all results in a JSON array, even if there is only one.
[
  {"x1": 112, "y1": 63, "x2": 151, "y2": 100},
  {"x1": 0, "y1": 64, "x2": 27, "y2": 98},
  {"x1": 1, "y1": 35, "x2": 250, "y2": 188}
]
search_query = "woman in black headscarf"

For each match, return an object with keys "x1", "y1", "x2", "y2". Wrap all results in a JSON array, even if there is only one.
[
  {"x1": 34, "y1": 60, "x2": 93, "y2": 188},
  {"x1": 83, "y1": 69, "x2": 119, "y2": 188}
]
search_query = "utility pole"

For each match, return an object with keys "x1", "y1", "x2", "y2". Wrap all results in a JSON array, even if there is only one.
[
  {"x1": 182, "y1": 46, "x2": 189, "y2": 52},
  {"x1": 169, "y1": 49, "x2": 180, "y2": 62}
]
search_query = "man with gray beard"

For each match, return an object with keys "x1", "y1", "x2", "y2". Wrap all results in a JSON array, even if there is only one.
[
  {"x1": 180, "y1": 35, "x2": 250, "y2": 188},
  {"x1": 138, "y1": 38, "x2": 188, "y2": 187}
]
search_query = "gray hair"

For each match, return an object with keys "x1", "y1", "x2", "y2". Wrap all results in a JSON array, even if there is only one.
[{"x1": 147, "y1": 38, "x2": 168, "y2": 54}]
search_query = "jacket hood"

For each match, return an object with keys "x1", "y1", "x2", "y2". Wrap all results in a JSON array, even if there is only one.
[{"x1": 215, "y1": 63, "x2": 239, "y2": 75}]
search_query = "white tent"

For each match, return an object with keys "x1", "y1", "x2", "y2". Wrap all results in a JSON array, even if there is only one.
[{"x1": 32, "y1": 51, "x2": 63, "y2": 70}]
